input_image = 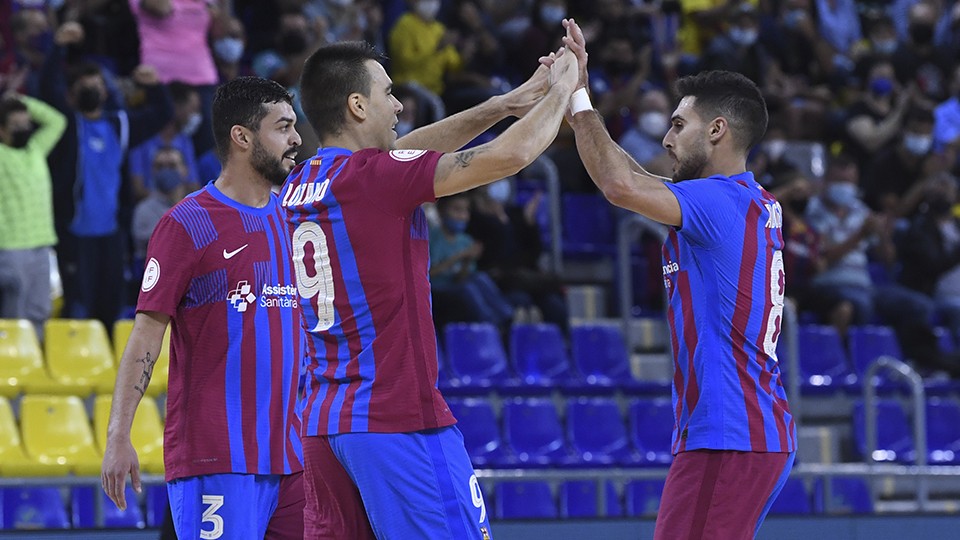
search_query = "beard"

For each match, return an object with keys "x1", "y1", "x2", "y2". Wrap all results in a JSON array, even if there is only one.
[
  {"x1": 672, "y1": 142, "x2": 709, "y2": 182},
  {"x1": 251, "y1": 138, "x2": 295, "y2": 186}
]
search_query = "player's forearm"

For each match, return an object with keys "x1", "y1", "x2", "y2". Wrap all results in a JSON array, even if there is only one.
[
  {"x1": 487, "y1": 85, "x2": 568, "y2": 171},
  {"x1": 106, "y1": 313, "x2": 167, "y2": 442},
  {"x1": 396, "y1": 94, "x2": 508, "y2": 153}
]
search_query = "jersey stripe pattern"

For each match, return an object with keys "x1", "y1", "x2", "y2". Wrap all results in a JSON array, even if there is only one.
[
  {"x1": 281, "y1": 147, "x2": 456, "y2": 436},
  {"x1": 138, "y1": 183, "x2": 304, "y2": 481},
  {"x1": 662, "y1": 172, "x2": 796, "y2": 454}
]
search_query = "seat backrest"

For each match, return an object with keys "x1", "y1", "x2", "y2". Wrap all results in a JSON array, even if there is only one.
[
  {"x1": 624, "y1": 479, "x2": 665, "y2": 517},
  {"x1": 45, "y1": 319, "x2": 115, "y2": 377},
  {"x1": 502, "y1": 398, "x2": 567, "y2": 463},
  {"x1": 925, "y1": 398, "x2": 960, "y2": 463},
  {"x1": 93, "y1": 395, "x2": 164, "y2": 456},
  {"x1": 797, "y1": 324, "x2": 853, "y2": 381},
  {"x1": 20, "y1": 395, "x2": 98, "y2": 465},
  {"x1": 561, "y1": 193, "x2": 615, "y2": 251},
  {"x1": 71, "y1": 486, "x2": 145, "y2": 528},
  {"x1": 1, "y1": 487, "x2": 70, "y2": 529},
  {"x1": 559, "y1": 480, "x2": 621, "y2": 518},
  {"x1": 494, "y1": 481, "x2": 556, "y2": 519},
  {"x1": 445, "y1": 398, "x2": 504, "y2": 463},
  {"x1": 444, "y1": 323, "x2": 510, "y2": 383},
  {"x1": 0, "y1": 396, "x2": 24, "y2": 458},
  {"x1": 510, "y1": 323, "x2": 571, "y2": 383},
  {"x1": 566, "y1": 397, "x2": 629, "y2": 456},
  {"x1": 0, "y1": 319, "x2": 45, "y2": 376},
  {"x1": 848, "y1": 325, "x2": 902, "y2": 376},
  {"x1": 852, "y1": 399, "x2": 915, "y2": 463},
  {"x1": 628, "y1": 398, "x2": 675, "y2": 463},
  {"x1": 570, "y1": 324, "x2": 631, "y2": 383},
  {"x1": 825, "y1": 477, "x2": 873, "y2": 514},
  {"x1": 768, "y1": 477, "x2": 811, "y2": 514}
]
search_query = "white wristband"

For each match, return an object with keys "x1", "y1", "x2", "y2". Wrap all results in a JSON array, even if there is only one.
[{"x1": 569, "y1": 87, "x2": 592, "y2": 115}]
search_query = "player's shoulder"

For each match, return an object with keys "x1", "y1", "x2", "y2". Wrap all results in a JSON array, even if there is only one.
[{"x1": 162, "y1": 188, "x2": 216, "y2": 227}]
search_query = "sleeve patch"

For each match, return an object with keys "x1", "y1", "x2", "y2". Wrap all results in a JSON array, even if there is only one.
[{"x1": 389, "y1": 149, "x2": 427, "y2": 162}]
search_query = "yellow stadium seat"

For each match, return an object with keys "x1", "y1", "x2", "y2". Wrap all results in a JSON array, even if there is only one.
[
  {"x1": 0, "y1": 319, "x2": 62, "y2": 396},
  {"x1": 20, "y1": 395, "x2": 102, "y2": 476},
  {"x1": 45, "y1": 319, "x2": 117, "y2": 395},
  {"x1": 112, "y1": 319, "x2": 170, "y2": 396},
  {"x1": 93, "y1": 394, "x2": 164, "y2": 474},
  {"x1": 0, "y1": 396, "x2": 69, "y2": 476}
]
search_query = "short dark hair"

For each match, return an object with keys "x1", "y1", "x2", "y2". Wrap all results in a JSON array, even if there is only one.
[
  {"x1": 66, "y1": 61, "x2": 103, "y2": 89},
  {"x1": 0, "y1": 97, "x2": 28, "y2": 127},
  {"x1": 675, "y1": 70, "x2": 768, "y2": 152},
  {"x1": 211, "y1": 76, "x2": 293, "y2": 163},
  {"x1": 300, "y1": 41, "x2": 385, "y2": 140}
]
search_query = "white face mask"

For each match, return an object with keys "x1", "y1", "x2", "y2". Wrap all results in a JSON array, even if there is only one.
[
  {"x1": 903, "y1": 133, "x2": 932, "y2": 156},
  {"x1": 639, "y1": 112, "x2": 668, "y2": 138},
  {"x1": 181, "y1": 112, "x2": 202, "y2": 136},
  {"x1": 415, "y1": 0, "x2": 441, "y2": 20},
  {"x1": 213, "y1": 37, "x2": 244, "y2": 63},
  {"x1": 486, "y1": 179, "x2": 512, "y2": 203}
]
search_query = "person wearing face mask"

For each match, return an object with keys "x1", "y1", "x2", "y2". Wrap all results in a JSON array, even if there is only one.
[
  {"x1": 863, "y1": 106, "x2": 936, "y2": 214},
  {"x1": 429, "y1": 192, "x2": 517, "y2": 330},
  {"x1": 0, "y1": 92, "x2": 66, "y2": 340},
  {"x1": 889, "y1": 1, "x2": 954, "y2": 103},
  {"x1": 843, "y1": 59, "x2": 911, "y2": 171},
  {"x1": 212, "y1": 17, "x2": 247, "y2": 83},
  {"x1": 127, "y1": 82, "x2": 202, "y2": 202},
  {"x1": 130, "y1": 147, "x2": 188, "y2": 262},
  {"x1": 389, "y1": 0, "x2": 463, "y2": 96},
  {"x1": 39, "y1": 21, "x2": 173, "y2": 333},
  {"x1": 699, "y1": 3, "x2": 772, "y2": 89},
  {"x1": 619, "y1": 88, "x2": 671, "y2": 169}
]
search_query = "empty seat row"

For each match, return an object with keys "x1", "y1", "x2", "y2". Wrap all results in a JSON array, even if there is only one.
[
  {"x1": 0, "y1": 484, "x2": 168, "y2": 530},
  {"x1": 0, "y1": 395, "x2": 164, "y2": 477},
  {"x1": 449, "y1": 396, "x2": 674, "y2": 468},
  {"x1": 851, "y1": 398, "x2": 960, "y2": 464},
  {"x1": 441, "y1": 322, "x2": 665, "y2": 394},
  {"x1": 0, "y1": 319, "x2": 169, "y2": 397}
]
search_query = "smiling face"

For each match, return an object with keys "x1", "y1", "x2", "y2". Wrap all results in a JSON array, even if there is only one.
[
  {"x1": 662, "y1": 96, "x2": 712, "y2": 182},
  {"x1": 249, "y1": 101, "x2": 302, "y2": 186},
  {"x1": 360, "y1": 60, "x2": 404, "y2": 151}
]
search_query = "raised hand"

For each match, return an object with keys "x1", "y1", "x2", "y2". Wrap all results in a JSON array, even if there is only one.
[
  {"x1": 502, "y1": 62, "x2": 550, "y2": 118},
  {"x1": 560, "y1": 18, "x2": 589, "y2": 91},
  {"x1": 54, "y1": 21, "x2": 85, "y2": 47}
]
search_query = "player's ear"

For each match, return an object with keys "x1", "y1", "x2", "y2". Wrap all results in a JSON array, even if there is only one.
[
  {"x1": 347, "y1": 92, "x2": 367, "y2": 121},
  {"x1": 708, "y1": 117, "x2": 727, "y2": 145},
  {"x1": 230, "y1": 125, "x2": 253, "y2": 151}
]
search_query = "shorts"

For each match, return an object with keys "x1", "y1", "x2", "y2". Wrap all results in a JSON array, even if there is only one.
[
  {"x1": 654, "y1": 449, "x2": 795, "y2": 540},
  {"x1": 304, "y1": 425, "x2": 493, "y2": 540},
  {"x1": 167, "y1": 472, "x2": 304, "y2": 539}
]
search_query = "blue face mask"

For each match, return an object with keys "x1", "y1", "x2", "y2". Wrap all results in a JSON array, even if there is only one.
[
  {"x1": 153, "y1": 168, "x2": 183, "y2": 194},
  {"x1": 443, "y1": 217, "x2": 468, "y2": 234},
  {"x1": 213, "y1": 37, "x2": 245, "y2": 63},
  {"x1": 870, "y1": 77, "x2": 894, "y2": 97}
]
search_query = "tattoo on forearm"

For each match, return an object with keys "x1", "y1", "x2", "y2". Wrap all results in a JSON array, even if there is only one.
[
  {"x1": 455, "y1": 149, "x2": 481, "y2": 168},
  {"x1": 133, "y1": 352, "x2": 156, "y2": 397}
]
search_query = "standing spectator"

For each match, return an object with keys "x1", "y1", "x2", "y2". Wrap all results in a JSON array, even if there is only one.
[
  {"x1": 128, "y1": 0, "x2": 224, "y2": 156},
  {"x1": 127, "y1": 82, "x2": 201, "y2": 201},
  {"x1": 40, "y1": 21, "x2": 172, "y2": 331},
  {"x1": 388, "y1": 0, "x2": 463, "y2": 96},
  {"x1": 0, "y1": 92, "x2": 66, "y2": 339}
]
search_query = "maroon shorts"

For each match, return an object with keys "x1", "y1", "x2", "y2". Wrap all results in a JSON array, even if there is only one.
[
  {"x1": 266, "y1": 472, "x2": 305, "y2": 540},
  {"x1": 302, "y1": 435, "x2": 376, "y2": 540},
  {"x1": 654, "y1": 450, "x2": 795, "y2": 540}
]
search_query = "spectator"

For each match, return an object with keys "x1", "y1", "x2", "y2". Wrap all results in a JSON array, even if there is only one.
[
  {"x1": 587, "y1": 36, "x2": 651, "y2": 141},
  {"x1": 211, "y1": 16, "x2": 247, "y2": 83},
  {"x1": 40, "y1": 21, "x2": 172, "y2": 332},
  {"x1": 890, "y1": 1, "x2": 955, "y2": 104},
  {"x1": 392, "y1": 84, "x2": 420, "y2": 137},
  {"x1": 699, "y1": 3, "x2": 772, "y2": 87},
  {"x1": 769, "y1": 173, "x2": 824, "y2": 311},
  {"x1": 863, "y1": 106, "x2": 935, "y2": 214},
  {"x1": 750, "y1": 122, "x2": 801, "y2": 189},
  {"x1": 430, "y1": 193, "x2": 514, "y2": 330},
  {"x1": 127, "y1": 82, "x2": 201, "y2": 201},
  {"x1": 468, "y1": 183, "x2": 570, "y2": 332},
  {"x1": 842, "y1": 59, "x2": 912, "y2": 170},
  {"x1": 8, "y1": 8, "x2": 51, "y2": 95},
  {"x1": 812, "y1": 0, "x2": 861, "y2": 57},
  {"x1": 934, "y1": 64, "x2": 960, "y2": 151},
  {"x1": 128, "y1": 0, "x2": 225, "y2": 156},
  {"x1": 0, "y1": 91, "x2": 66, "y2": 339},
  {"x1": 852, "y1": 14, "x2": 900, "y2": 66},
  {"x1": 511, "y1": 0, "x2": 567, "y2": 79},
  {"x1": 131, "y1": 146, "x2": 186, "y2": 262},
  {"x1": 388, "y1": 0, "x2": 463, "y2": 96},
  {"x1": 618, "y1": 87, "x2": 671, "y2": 172}
]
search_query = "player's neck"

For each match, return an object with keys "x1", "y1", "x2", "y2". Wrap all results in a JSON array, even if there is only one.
[
  {"x1": 321, "y1": 129, "x2": 379, "y2": 153},
  {"x1": 703, "y1": 152, "x2": 747, "y2": 179},
  {"x1": 214, "y1": 165, "x2": 273, "y2": 209}
]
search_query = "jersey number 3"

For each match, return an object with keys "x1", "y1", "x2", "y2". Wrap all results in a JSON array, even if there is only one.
[
  {"x1": 292, "y1": 221, "x2": 336, "y2": 332},
  {"x1": 200, "y1": 495, "x2": 224, "y2": 539}
]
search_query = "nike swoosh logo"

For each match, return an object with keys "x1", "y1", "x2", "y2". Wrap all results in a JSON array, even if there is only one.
[{"x1": 223, "y1": 244, "x2": 249, "y2": 259}]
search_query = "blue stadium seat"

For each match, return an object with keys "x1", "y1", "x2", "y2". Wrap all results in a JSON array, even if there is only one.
[
  {"x1": 925, "y1": 398, "x2": 960, "y2": 465},
  {"x1": 566, "y1": 397, "x2": 636, "y2": 465},
  {"x1": 502, "y1": 398, "x2": 574, "y2": 466},
  {"x1": 559, "y1": 480, "x2": 622, "y2": 518},
  {"x1": 509, "y1": 323, "x2": 575, "y2": 391},
  {"x1": 768, "y1": 477, "x2": 812, "y2": 514},
  {"x1": 0, "y1": 487, "x2": 70, "y2": 530},
  {"x1": 624, "y1": 479, "x2": 665, "y2": 517},
  {"x1": 145, "y1": 485, "x2": 168, "y2": 528},
  {"x1": 71, "y1": 486, "x2": 145, "y2": 528},
  {"x1": 852, "y1": 399, "x2": 916, "y2": 464},
  {"x1": 569, "y1": 324, "x2": 635, "y2": 390},
  {"x1": 561, "y1": 193, "x2": 615, "y2": 257},
  {"x1": 934, "y1": 327, "x2": 956, "y2": 353},
  {"x1": 446, "y1": 397, "x2": 511, "y2": 467},
  {"x1": 796, "y1": 324, "x2": 858, "y2": 392},
  {"x1": 848, "y1": 325, "x2": 902, "y2": 377},
  {"x1": 628, "y1": 398, "x2": 674, "y2": 466},
  {"x1": 494, "y1": 481, "x2": 557, "y2": 519},
  {"x1": 823, "y1": 477, "x2": 873, "y2": 514},
  {"x1": 444, "y1": 323, "x2": 515, "y2": 390}
]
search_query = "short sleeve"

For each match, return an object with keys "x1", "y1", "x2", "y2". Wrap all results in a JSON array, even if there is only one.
[
  {"x1": 349, "y1": 148, "x2": 442, "y2": 217},
  {"x1": 665, "y1": 178, "x2": 742, "y2": 249},
  {"x1": 136, "y1": 213, "x2": 199, "y2": 317}
]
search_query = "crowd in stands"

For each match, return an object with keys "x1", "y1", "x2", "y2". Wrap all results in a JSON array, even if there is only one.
[{"x1": 1, "y1": 0, "x2": 960, "y2": 375}]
